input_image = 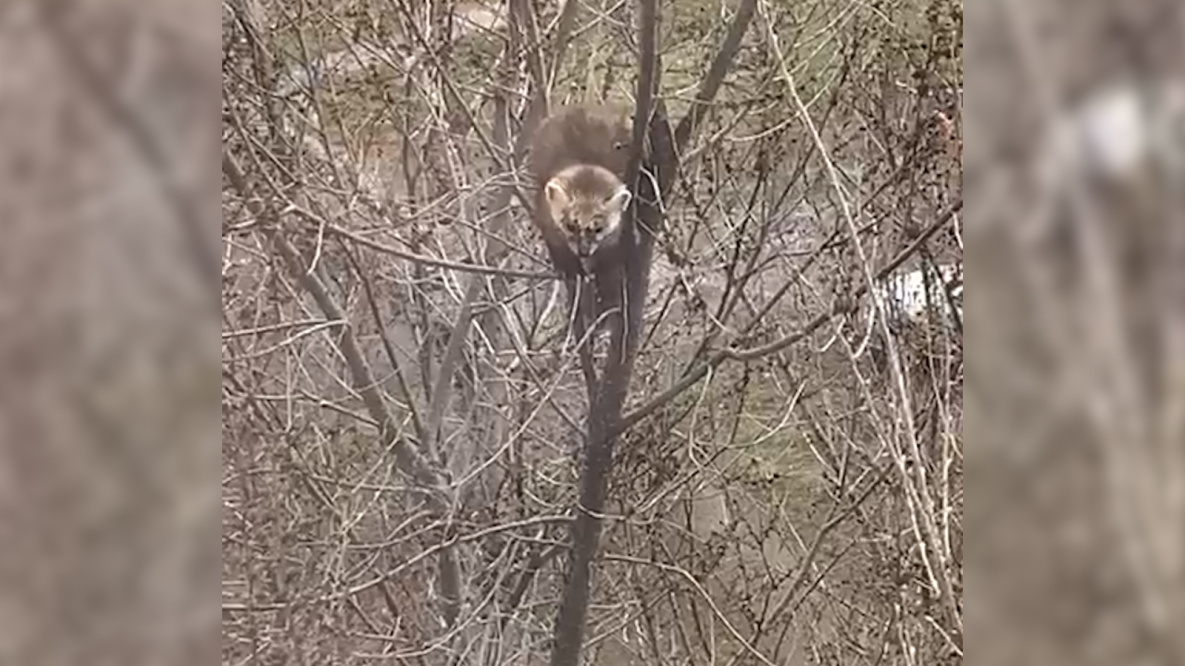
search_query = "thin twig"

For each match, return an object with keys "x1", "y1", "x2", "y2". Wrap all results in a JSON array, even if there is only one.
[{"x1": 616, "y1": 197, "x2": 961, "y2": 435}]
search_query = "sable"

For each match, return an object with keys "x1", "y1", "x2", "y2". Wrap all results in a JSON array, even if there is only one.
[{"x1": 528, "y1": 105, "x2": 633, "y2": 277}]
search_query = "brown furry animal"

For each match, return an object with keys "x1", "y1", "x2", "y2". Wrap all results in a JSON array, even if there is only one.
[{"x1": 527, "y1": 105, "x2": 634, "y2": 277}]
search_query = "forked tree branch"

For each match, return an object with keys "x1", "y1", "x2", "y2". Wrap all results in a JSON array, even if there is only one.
[
  {"x1": 547, "y1": 0, "x2": 768, "y2": 659},
  {"x1": 549, "y1": 0, "x2": 661, "y2": 663}
]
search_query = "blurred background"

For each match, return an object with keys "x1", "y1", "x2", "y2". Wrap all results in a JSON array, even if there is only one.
[
  {"x1": 0, "y1": 1, "x2": 219, "y2": 664},
  {"x1": 967, "y1": 1, "x2": 1184, "y2": 664}
]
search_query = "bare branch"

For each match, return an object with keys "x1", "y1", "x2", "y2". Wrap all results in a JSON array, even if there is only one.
[
  {"x1": 222, "y1": 147, "x2": 463, "y2": 628},
  {"x1": 340, "y1": 242, "x2": 428, "y2": 443},
  {"x1": 547, "y1": 0, "x2": 584, "y2": 91},
  {"x1": 616, "y1": 197, "x2": 962, "y2": 435},
  {"x1": 549, "y1": 1, "x2": 661, "y2": 664},
  {"x1": 326, "y1": 223, "x2": 556, "y2": 280},
  {"x1": 673, "y1": 0, "x2": 758, "y2": 155},
  {"x1": 511, "y1": 0, "x2": 551, "y2": 134}
]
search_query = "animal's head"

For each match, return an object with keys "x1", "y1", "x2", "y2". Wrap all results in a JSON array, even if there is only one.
[{"x1": 545, "y1": 166, "x2": 632, "y2": 258}]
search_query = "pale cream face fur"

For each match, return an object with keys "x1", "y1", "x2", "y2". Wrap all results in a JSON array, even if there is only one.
[{"x1": 545, "y1": 176, "x2": 632, "y2": 258}]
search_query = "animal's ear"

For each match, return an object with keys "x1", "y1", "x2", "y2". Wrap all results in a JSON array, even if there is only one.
[
  {"x1": 545, "y1": 180, "x2": 569, "y2": 207},
  {"x1": 605, "y1": 186, "x2": 632, "y2": 213},
  {"x1": 545, "y1": 180, "x2": 570, "y2": 220}
]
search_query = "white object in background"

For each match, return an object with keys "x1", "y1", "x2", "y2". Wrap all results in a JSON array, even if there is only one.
[
  {"x1": 1022, "y1": 79, "x2": 1185, "y2": 250},
  {"x1": 878, "y1": 264, "x2": 963, "y2": 325},
  {"x1": 1039, "y1": 80, "x2": 1185, "y2": 185}
]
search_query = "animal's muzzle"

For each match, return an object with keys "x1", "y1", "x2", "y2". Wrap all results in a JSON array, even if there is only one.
[{"x1": 574, "y1": 234, "x2": 598, "y2": 257}]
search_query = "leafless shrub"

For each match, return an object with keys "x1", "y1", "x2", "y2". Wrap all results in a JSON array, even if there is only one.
[{"x1": 221, "y1": 0, "x2": 962, "y2": 663}]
